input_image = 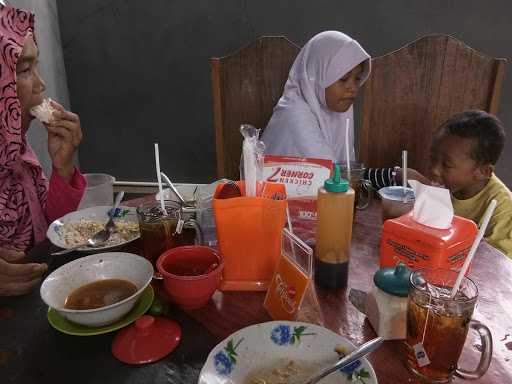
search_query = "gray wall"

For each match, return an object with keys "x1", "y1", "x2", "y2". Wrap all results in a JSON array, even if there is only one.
[
  {"x1": 56, "y1": 0, "x2": 511, "y2": 185},
  {"x1": 12, "y1": 0, "x2": 71, "y2": 176}
]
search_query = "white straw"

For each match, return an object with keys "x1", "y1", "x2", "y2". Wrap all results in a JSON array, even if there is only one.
[
  {"x1": 402, "y1": 150, "x2": 407, "y2": 188},
  {"x1": 345, "y1": 118, "x2": 351, "y2": 181},
  {"x1": 154, "y1": 143, "x2": 167, "y2": 215},
  {"x1": 450, "y1": 199, "x2": 497, "y2": 298}
]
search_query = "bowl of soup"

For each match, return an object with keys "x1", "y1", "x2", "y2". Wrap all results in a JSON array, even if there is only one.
[{"x1": 40, "y1": 252, "x2": 153, "y2": 327}]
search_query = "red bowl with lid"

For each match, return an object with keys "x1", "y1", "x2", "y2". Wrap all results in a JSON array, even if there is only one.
[{"x1": 156, "y1": 246, "x2": 223, "y2": 309}]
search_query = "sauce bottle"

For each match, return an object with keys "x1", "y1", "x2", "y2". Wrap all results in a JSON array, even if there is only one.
[{"x1": 315, "y1": 163, "x2": 355, "y2": 288}]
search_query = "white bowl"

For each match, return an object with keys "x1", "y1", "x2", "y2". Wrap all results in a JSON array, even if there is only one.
[
  {"x1": 47, "y1": 205, "x2": 140, "y2": 252},
  {"x1": 40, "y1": 252, "x2": 153, "y2": 327},
  {"x1": 198, "y1": 320, "x2": 378, "y2": 384}
]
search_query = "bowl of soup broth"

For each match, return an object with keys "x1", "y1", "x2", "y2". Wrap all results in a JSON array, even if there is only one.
[{"x1": 40, "y1": 252, "x2": 153, "y2": 327}]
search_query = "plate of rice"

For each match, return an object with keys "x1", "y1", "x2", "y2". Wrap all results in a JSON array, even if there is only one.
[{"x1": 47, "y1": 206, "x2": 140, "y2": 252}]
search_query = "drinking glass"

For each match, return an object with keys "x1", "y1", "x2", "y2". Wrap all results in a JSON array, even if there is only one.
[
  {"x1": 136, "y1": 201, "x2": 203, "y2": 267},
  {"x1": 339, "y1": 162, "x2": 372, "y2": 210},
  {"x1": 406, "y1": 268, "x2": 492, "y2": 383}
]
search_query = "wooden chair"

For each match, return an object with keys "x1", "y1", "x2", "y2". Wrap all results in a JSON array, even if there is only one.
[
  {"x1": 359, "y1": 34, "x2": 507, "y2": 175},
  {"x1": 211, "y1": 36, "x2": 300, "y2": 179}
]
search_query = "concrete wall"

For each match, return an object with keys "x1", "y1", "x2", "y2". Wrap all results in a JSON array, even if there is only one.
[
  {"x1": 12, "y1": 0, "x2": 71, "y2": 176},
  {"x1": 56, "y1": 0, "x2": 511, "y2": 185}
]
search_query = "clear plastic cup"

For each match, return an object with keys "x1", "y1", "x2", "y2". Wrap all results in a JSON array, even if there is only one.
[{"x1": 78, "y1": 173, "x2": 115, "y2": 209}]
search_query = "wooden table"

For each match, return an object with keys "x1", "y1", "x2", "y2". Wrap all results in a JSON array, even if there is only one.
[{"x1": 1, "y1": 199, "x2": 511, "y2": 383}]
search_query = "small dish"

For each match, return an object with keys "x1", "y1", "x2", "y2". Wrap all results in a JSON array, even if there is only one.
[
  {"x1": 47, "y1": 285, "x2": 154, "y2": 336},
  {"x1": 47, "y1": 205, "x2": 139, "y2": 252}
]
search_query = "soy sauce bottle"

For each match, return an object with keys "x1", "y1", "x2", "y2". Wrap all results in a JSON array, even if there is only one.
[{"x1": 315, "y1": 163, "x2": 355, "y2": 289}]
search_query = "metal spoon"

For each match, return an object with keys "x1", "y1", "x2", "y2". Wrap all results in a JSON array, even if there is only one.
[
  {"x1": 160, "y1": 171, "x2": 186, "y2": 205},
  {"x1": 302, "y1": 337, "x2": 384, "y2": 384},
  {"x1": 52, "y1": 191, "x2": 125, "y2": 256}
]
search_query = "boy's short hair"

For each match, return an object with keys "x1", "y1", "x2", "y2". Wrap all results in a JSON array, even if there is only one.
[{"x1": 436, "y1": 110, "x2": 506, "y2": 165}]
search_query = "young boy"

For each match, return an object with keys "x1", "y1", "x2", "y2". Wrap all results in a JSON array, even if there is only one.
[{"x1": 429, "y1": 110, "x2": 512, "y2": 257}]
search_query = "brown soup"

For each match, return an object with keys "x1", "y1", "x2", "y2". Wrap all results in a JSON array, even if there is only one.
[{"x1": 64, "y1": 279, "x2": 138, "y2": 310}]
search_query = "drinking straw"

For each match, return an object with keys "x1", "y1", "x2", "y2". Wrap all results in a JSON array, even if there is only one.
[
  {"x1": 345, "y1": 118, "x2": 351, "y2": 181},
  {"x1": 450, "y1": 199, "x2": 497, "y2": 298},
  {"x1": 154, "y1": 143, "x2": 168, "y2": 215},
  {"x1": 402, "y1": 150, "x2": 408, "y2": 201}
]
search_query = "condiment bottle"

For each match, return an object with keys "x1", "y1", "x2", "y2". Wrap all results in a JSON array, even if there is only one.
[
  {"x1": 315, "y1": 163, "x2": 355, "y2": 289},
  {"x1": 365, "y1": 262, "x2": 411, "y2": 340}
]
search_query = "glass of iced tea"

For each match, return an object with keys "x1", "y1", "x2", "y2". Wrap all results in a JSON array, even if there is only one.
[
  {"x1": 339, "y1": 162, "x2": 373, "y2": 210},
  {"x1": 406, "y1": 268, "x2": 492, "y2": 383},
  {"x1": 136, "y1": 201, "x2": 203, "y2": 268}
]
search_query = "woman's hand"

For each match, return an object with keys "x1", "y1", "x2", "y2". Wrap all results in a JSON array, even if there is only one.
[
  {"x1": 0, "y1": 248, "x2": 47, "y2": 296},
  {"x1": 47, "y1": 100, "x2": 83, "y2": 182}
]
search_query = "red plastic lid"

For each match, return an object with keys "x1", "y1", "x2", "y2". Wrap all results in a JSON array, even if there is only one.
[{"x1": 112, "y1": 315, "x2": 181, "y2": 364}]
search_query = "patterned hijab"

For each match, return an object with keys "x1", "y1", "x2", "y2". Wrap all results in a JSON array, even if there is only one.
[{"x1": 0, "y1": 5, "x2": 49, "y2": 251}]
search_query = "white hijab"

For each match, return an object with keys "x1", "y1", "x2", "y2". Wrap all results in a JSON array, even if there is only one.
[{"x1": 262, "y1": 31, "x2": 371, "y2": 162}]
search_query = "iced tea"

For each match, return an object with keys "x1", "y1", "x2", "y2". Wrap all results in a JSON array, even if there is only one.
[
  {"x1": 137, "y1": 201, "x2": 199, "y2": 266},
  {"x1": 405, "y1": 268, "x2": 482, "y2": 383}
]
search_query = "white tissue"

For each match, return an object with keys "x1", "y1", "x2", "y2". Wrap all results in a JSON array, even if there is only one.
[
  {"x1": 30, "y1": 98, "x2": 56, "y2": 124},
  {"x1": 409, "y1": 180, "x2": 453, "y2": 229}
]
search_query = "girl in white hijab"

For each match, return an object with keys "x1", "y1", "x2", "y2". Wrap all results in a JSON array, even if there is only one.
[{"x1": 262, "y1": 31, "x2": 370, "y2": 162}]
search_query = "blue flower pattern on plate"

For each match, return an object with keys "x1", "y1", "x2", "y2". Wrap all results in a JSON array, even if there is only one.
[
  {"x1": 214, "y1": 351, "x2": 233, "y2": 375},
  {"x1": 213, "y1": 338, "x2": 243, "y2": 376},
  {"x1": 271, "y1": 325, "x2": 291, "y2": 345},
  {"x1": 270, "y1": 324, "x2": 316, "y2": 345}
]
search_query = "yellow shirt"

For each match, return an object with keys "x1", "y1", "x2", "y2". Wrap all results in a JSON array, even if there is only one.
[{"x1": 452, "y1": 174, "x2": 512, "y2": 258}]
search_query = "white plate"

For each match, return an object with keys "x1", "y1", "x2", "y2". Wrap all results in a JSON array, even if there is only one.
[
  {"x1": 47, "y1": 205, "x2": 140, "y2": 252},
  {"x1": 198, "y1": 320, "x2": 378, "y2": 384}
]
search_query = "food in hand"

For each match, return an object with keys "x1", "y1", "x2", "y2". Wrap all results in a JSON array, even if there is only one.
[{"x1": 30, "y1": 98, "x2": 57, "y2": 124}]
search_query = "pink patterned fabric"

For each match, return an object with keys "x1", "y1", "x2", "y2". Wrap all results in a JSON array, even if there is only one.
[{"x1": 0, "y1": 5, "x2": 85, "y2": 252}]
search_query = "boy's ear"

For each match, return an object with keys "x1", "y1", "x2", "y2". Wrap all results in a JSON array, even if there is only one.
[{"x1": 474, "y1": 164, "x2": 493, "y2": 180}]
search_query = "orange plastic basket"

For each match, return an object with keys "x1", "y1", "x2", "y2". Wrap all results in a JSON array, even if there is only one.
[{"x1": 213, "y1": 181, "x2": 287, "y2": 291}]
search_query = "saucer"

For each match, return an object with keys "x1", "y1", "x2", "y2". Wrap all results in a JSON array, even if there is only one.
[{"x1": 47, "y1": 285, "x2": 154, "y2": 336}]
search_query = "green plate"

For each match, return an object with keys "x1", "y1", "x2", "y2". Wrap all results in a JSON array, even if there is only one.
[{"x1": 47, "y1": 285, "x2": 154, "y2": 336}]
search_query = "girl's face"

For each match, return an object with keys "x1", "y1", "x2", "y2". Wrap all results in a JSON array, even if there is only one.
[
  {"x1": 16, "y1": 36, "x2": 45, "y2": 122},
  {"x1": 324, "y1": 63, "x2": 364, "y2": 113}
]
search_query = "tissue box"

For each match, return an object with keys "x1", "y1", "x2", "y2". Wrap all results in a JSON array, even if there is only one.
[{"x1": 380, "y1": 212, "x2": 478, "y2": 270}]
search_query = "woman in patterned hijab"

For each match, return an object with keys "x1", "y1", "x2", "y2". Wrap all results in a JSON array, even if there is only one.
[{"x1": 0, "y1": 5, "x2": 85, "y2": 295}]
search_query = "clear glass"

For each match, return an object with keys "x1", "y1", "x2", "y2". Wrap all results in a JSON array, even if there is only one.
[
  {"x1": 339, "y1": 162, "x2": 372, "y2": 210},
  {"x1": 78, "y1": 173, "x2": 115, "y2": 209},
  {"x1": 136, "y1": 201, "x2": 203, "y2": 267},
  {"x1": 406, "y1": 268, "x2": 492, "y2": 383}
]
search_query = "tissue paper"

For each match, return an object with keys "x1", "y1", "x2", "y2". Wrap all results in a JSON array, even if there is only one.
[{"x1": 409, "y1": 180, "x2": 453, "y2": 229}]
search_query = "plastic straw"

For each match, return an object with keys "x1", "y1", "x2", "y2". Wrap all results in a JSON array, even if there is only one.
[
  {"x1": 154, "y1": 143, "x2": 167, "y2": 215},
  {"x1": 345, "y1": 118, "x2": 351, "y2": 181},
  {"x1": 402, "y1": 150, "x2": 408, "y2": 201},
  {"x1": 450, "y1": 199, "x2": 497, "y2": 298}
]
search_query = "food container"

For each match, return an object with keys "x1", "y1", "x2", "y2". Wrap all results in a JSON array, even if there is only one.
[{"x1": 365, "y1": 263, "x2": 411, "y2": 340}]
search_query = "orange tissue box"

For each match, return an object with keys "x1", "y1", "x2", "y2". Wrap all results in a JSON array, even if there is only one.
[{"x1": 380, "y1": 212, "x2": 478, "y2": 271}]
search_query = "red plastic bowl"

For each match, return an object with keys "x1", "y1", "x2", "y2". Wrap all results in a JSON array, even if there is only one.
[{"x1": 156, "y1": 246, "x2": 223, "y2": 310}]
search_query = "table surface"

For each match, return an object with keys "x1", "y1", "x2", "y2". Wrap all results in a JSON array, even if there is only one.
[{"x1": 1, "y1": 199, "x2": 511, "y2": 384}]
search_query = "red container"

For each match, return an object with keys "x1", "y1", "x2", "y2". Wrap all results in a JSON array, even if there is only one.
[
  {"x1": 380, "y1": 212, "x2": 478, "y2": 271},
  {"x1": 157, "y1": 246, "x2": 224, "y2": 309}
]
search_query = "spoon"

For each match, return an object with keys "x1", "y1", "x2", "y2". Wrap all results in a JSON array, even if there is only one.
[
  {"x1": 52, "y1": 191, "x2": 125, "y2": 256},
  {"x1": 160, "y1": 171, "x2": 186, "y2": 205},
  {"x1": 302, "y1": 337, "x2": 384, "y2": 384},
  {"x1": 217, "y1": 181, "x2": 242, "y2": 199}
]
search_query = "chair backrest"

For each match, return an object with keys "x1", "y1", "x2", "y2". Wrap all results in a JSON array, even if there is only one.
[
  {"x1": 211, "y1": 36, "x2": 300, "y2": 179},
  {"x1": 359, "y1": 34, "x2": 507, "y2": 175}
]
